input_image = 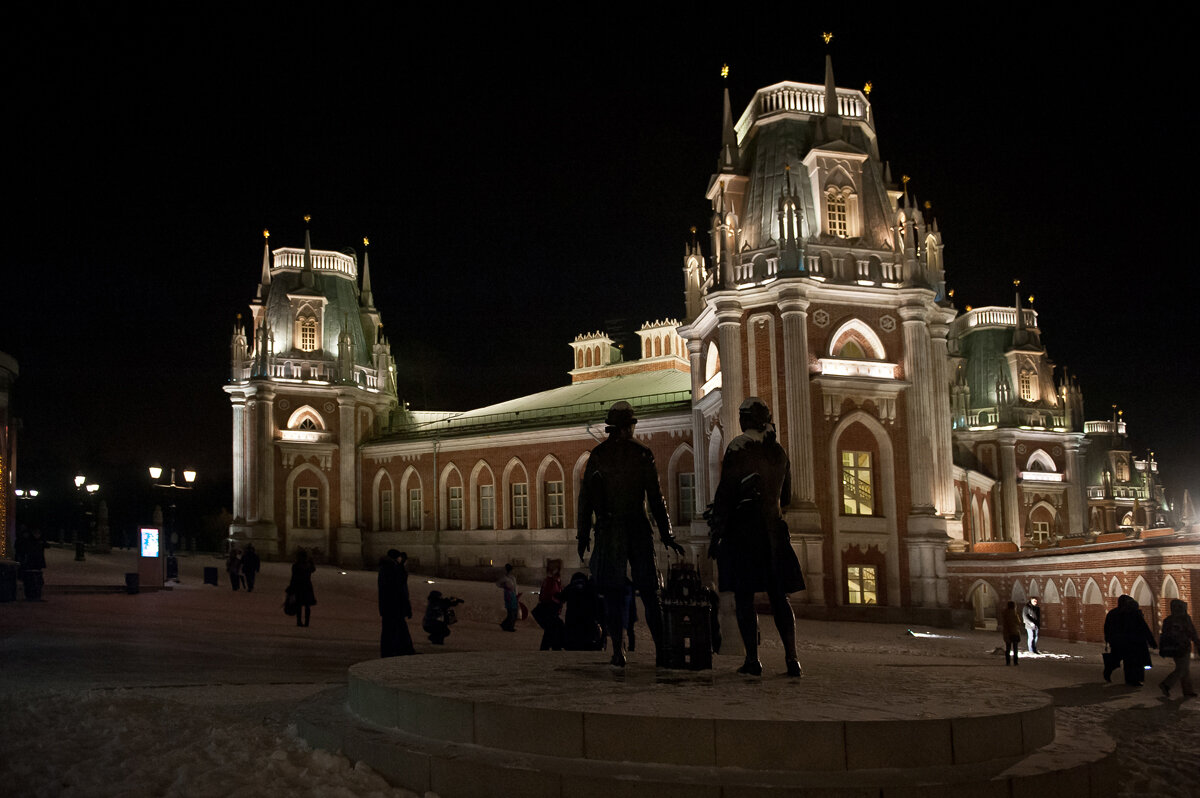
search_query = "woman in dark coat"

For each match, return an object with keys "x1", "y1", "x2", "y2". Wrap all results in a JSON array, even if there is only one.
[
  {"x1": 1104, "y1": 594, "x2": 1156, "y2": 685},
  {"x1": 288, "y1": 548, "x2": 317, "y2": 628}
]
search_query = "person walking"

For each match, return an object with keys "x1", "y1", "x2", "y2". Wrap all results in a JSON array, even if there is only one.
[
  {"x1": 242, "y1": 544, "x2": 261, "y2": 592},
  {"x1": 1158, "y1": 599, "x2": 1200, "y2": 698},
  {"x1": 226, "y1": 546, "x2": 243, "y2": 591},
  {"x1": 497, "y1": 563, "x2": 519, "y2": 632},
  {"x1": 533, "y1": 559, "x2": 565, "y2": 651},
  {"x1": 707, "y1": 398, "x2": 805, "y2": 677},
  {"x1": 1022, "y1": 597, "x2": 1041, "y2": 654},
  {"x1": 288, "y1": 548, "x2": 316, "y2": 628},
  {"x1": 577, "y1": 401, "x2": 684, "y2": 667},
  {"x1": 1104, "y1": 594, "x2": 1156, "y2": 685},
  {"x1": 378, "y1": 550, "x2": 415, "y2": 657},
  {"x1": 1000, "y1": 601, "x2": 1022, "y2": 665}
]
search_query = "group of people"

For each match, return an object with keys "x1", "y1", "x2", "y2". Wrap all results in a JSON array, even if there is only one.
[
  {"x1": 999, "y1": 596, "x2": 1042, "y2": 665},
  {"x1": 530, "y1": 562, "x2": 638, "y2": 653},
  {"x1": 999, "y1": 590, "x2": 1199, "y2": 696},
  {"x1": 1103, "y1": 593, "x2": 1199, "y2": 697},
  {"x1": 376, "y1": 548, "x2": 463, "y2": 653},
  {"x1": 225, "y1": 544, "x2": 261, "y2": 592}
]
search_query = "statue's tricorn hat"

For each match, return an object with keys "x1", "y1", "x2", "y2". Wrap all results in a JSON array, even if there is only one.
[
  {"x1": 739, "y1": 396, "x2": 772, "y2": 430},
  {"x1": 605, "y1": 401, "x2": 638, "y2": 429}
]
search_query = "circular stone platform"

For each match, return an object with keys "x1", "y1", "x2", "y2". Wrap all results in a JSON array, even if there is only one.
[{"x1": 347, "y1": 650, "x2": 1054, "y2": 773}]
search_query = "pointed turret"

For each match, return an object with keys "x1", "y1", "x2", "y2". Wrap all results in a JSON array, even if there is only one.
[
  {"x1": 1009, "y1": 282, "x2": 1044, "y2": 351},
  {"x1": 360, "y1": 237, "x2": 375, "y2": 309},
  {"x1": 682, "y1": 227, "x2": 707, "y2": 323},
  {"x1": 821, "y1": 50, "x2": 844, "y2": 141},
  {"x1": 256, "y1": 229, "x2": 272, "y2": 300},
  {"x1": 718, "y1": 84, "x2": 739, "y2": 173},
  {"x1": 776, "y1": 165, "x2": 802, "y2": 271},
  {"x1": 301, "y1": 215, "x2": 315, "y2": 289}
]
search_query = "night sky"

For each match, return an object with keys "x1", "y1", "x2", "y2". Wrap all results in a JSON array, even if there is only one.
[{"x1": 7, "y1": 10, "x2": 1197, "y2": 526}]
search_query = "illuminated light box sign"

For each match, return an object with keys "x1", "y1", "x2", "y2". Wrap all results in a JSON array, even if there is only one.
[{"x1": 140, "y1": 527, "x2": 160, "y2": 558}]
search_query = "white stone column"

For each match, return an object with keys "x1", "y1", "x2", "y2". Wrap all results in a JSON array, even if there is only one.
[
  {"x1": 779, "y1": 293, "x2": 817, "y2": 508},
  {"x1": 899, "y1": 306, "x2": 936, "y2": 514},
  {"x1": 999, "y1": 441, "x2": 1020, "y2": 543},
  {"x1": 337, "y1": 395, "x2": 358, "y2": 528},
  {"x1": 928, "y1": 321, "x2": 956, "y2": 518},
  {"x1": 1064, "y1": 438, "x2": 1087, "y2": 536},
  {"x1": 255, "y1": 385, "x2": 275, "y2": 524},
  {"x1": 231, "y1": 395, "x2": 246, "y2": 521},
  {"x1": 686, "y1": 336, "x2": 708, "y2": 522},
  {"x1": 335, "y1": 393, "x2": 363, "y2": 566},
  {"x1": 714, "y1": 302, "x2": 745, "y2": 444}
]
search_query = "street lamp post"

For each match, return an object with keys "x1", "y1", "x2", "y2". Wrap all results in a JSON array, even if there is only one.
[
  {"x1": 149, "y1": 465, "x2": 196, "y2": 571},
  {"x1": 73, "y1": 475, "x2": 99, "y2": 561}
]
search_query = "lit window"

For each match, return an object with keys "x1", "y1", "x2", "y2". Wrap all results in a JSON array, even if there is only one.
[
  {"x1": 545, "y1": 481, "x2": 564, "y2": 528},
  {"x1": 408, "y1": 488, "x2": 423, "y2": 530},
  {"x1": 380, "y1": 489, "x2": 392, "y2": 530},
  {"x1": 1114, "y1": 458, "x2": 1129, "y2": 482},
  {"x1": 448, "y1": 486, "x2": 463, "y2": 530},
  {"x1": 511, "y1": 482, "x2": 529, "y2": 529},
  {"x1": 827, "y1": 191, "x2": 848, "y2": 238},
  {"x1": 1019, "y1": 370, "x2": 1036, "y2": 401},
  {"x1": 297, "y1": 487, "x2": 319, "y2": 528},
  {"x1": 299, "y1": 316, "x2": 318, "y2": 352},
  {"x1": 847, "y1": 565, "x2": 877, "y2": 604},
  {"x1": 677, "y1": 473, "x2": 696, "y2": 524},
  {"x1": 299, "y1": 418, "x2": 317, "y2": 431},
  {"x1": 841, "y1": 451, "x2": 874, "y2": 515},
  {"x1": 479, "y1": 484, "x2": 495, "y2": 529}
]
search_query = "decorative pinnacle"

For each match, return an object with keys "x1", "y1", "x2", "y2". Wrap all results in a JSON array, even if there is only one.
[
  {"x1": 263, "y1": 229, "x2": 269, "y2": 240},
  {"x1": 1013, "y1": 279, "x2": 1021, "y2": 287},
  {"x1": 303, "y1": 214, "x2": 311, "y2": 225},
  {"x1": 901, "y1": 175, "x2": 911, "y2": 184},
  {"x1": 822, "y1": 32, "x2": 833, "y2": 44},
  {"x1": 236, "y1": 312, "x2": 242, "y2": 320},
  {"x1": 721, "y1": 64, "x2": 729, "y2": 79},
  {"x1": 948, "y1": 289, "x2": 955, "y2": 298},
  {"x1": 863, "y1": 81, "x2": 873, "y2": 96},
  {"x1": 690, "y1": 226, "x2": 697, "y2": 234},
  {"x1": 363, "y1": 236, "x2": 370, "y2": 247},
  {"x1": 1028, "y1": 294, "x2": 1035, "y2": 304}
]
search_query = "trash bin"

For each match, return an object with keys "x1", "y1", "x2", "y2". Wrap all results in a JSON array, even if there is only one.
[
  {"x1": 203, "y1": 566, "x2": 218, "y2": 586},
  {"x1": 0, "y1": 559, "x2": 18, "y2": 602},
  {"x1": 125, "y1": 572, "x2": 139, "y2": 595},
  {"x1": 166, "y1": 556, "x2": 179, "y2": 581}
]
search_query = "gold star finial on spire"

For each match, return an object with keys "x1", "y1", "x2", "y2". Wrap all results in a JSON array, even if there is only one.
[
  {"x1": 1028, "y1": 294, "x2": 1035, "y2": 304},
  {"x1": 720, "y1": 64, "x2": 729, "y2": 79},
  {"x1": 863, "y1": 81, "x2": 873, "y2": 96},
  {"x1": 822, "y1": 32, "x2": 833, "y2": 45},
  {"x1": 263, "y1": 228, "x2": 269, "y2": 240},
  {"x1": 1013, "y1": 279, "x2": 1021, "y2": 288},
  {"x1": 303, "y1": 214, "x2": 311, "y2": 225},
  {"x1": 363, "y1": 236, "x2": 370, "y2": 247}
]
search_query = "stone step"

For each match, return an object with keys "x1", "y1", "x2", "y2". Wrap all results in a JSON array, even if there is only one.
[
  {"x1": 295, "y1": 685, "x2": 1117, "y2": 798},
  {"x1": 345, "y1": 652, "x2": 1054, "y2": 771}
]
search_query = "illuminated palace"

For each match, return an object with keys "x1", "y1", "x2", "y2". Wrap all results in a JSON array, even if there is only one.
[{"x1": 226, "y1": 60, "x2": 1199, "y2": 641}]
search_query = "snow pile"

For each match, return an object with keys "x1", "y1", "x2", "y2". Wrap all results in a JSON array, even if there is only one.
[{"x1": 0, "y1": 688, "x2": 420, "y2": 798}]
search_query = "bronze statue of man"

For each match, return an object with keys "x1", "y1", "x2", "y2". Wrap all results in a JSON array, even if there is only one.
[
  {"x1": 708, "y1": 397, "x2": 804, "y2": 677},
  {"x1": 578, "y1": 401, "x2": 684, "y2": 667}
]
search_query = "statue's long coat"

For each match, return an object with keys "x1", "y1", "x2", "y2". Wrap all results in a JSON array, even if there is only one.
[
  {"x1": 577, "y1": 436, "x2": 671, "y2": 590},
  {"x1": 711, "y1": 429, "x2": 805, "y2": 594}
]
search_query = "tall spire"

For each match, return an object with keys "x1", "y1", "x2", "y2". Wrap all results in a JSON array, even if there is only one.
[
  {"x1": 718, "y1": 64, "x2": 739, "y2": 173},
  {"x1": 260, "y1": 229, "x2": 272, "y2": 287},
  {"x1": 301, "y1": 214, "x2": 315, "y2": 289},
  {"x1": 824, "y1": 53, "x2": 838, "y2": 118},
  {"x1": 360, "y1": 236, "x2": 375, "y2": 309}
]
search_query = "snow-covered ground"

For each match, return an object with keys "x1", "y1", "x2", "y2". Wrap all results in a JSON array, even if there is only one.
[{"x1": 1, "y1": 548, "x2": 1196, "y2": 797}]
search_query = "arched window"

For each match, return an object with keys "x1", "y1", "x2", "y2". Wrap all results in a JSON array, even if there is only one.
[
  {"x1": 826, "y1": 189, "x2": 848, "y2": 238},
  {"x1": 838, "y1": 339, "x2": 866, "y2": 359},
  {"x1": 298, "y1": 315, "x2": 318, "y2": 352},
  {"x1": 1018, "y1": 370, "x2": 1037, "y2": 401},
  {"x1": 1114, "y1": 457, "x2": 1129, "y2": 482}
]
